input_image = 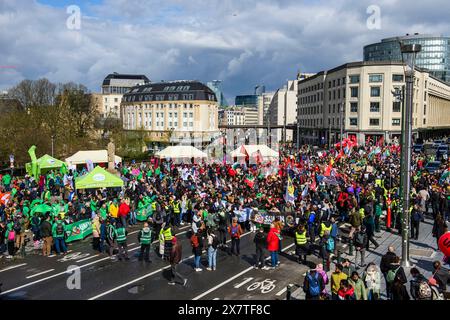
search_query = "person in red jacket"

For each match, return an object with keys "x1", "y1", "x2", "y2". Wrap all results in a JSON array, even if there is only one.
[
  {"x1": 267, "y1": 223, "x2": 280, "y2": 269},
  {"x1": 118, "y1": 198, "x2": 130, "y2": 229},
  {"x1": 338, "y1": 279, "x2": 356, "y2": 300}
]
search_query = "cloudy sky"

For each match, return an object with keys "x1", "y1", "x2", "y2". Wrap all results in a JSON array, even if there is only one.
[{"x1": 1, "y1": 0, "x2": 449, "y2": 102}]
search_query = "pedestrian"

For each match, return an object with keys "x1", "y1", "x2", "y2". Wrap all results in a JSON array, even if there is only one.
[
  {"x1": 348, "y1": 271, "x2": 367, "y2": 300},
  {"x1": 432, "y1": 213, "x2": 448, "y2": 248},
  {"x1": 337, "y1": 279, "x2": 356, "y2": 300},
  {"x1": 168, "y1": 236, "x2": 187, "y2": 286},
  {"x1": 302, "y1": 267, "x2": 325, "y2": 300},
  {"x1": 138, "y1": 222, "x2": 152, "y2": 262},
  {"x1": 191, "y1": 231, "x2": 203, "y2": 271},
  {"x1": 228, "y1": 217, "x2": 243, "y2": 256},
  {"x1": 267, "y1": 223, "x2": 280, "y2": 269},
  {"x1": 410, "y1": 204, "x2": 423, "y2": 240},
  {"x1": 118, "y1": 198, "x2": 130, "y2": 229},
  {"x1": 409, "y1": 267, "x2": 432, "y2": 300},
  {"x1": 353, "y1": 227, "x2": 368, "y2": 269},
  {"x1": 52, "y1": 217, "x2": 67, "y2": 255},
  {"x1": 315, "y1": 263, "x2": 329, "y2": 298},
  {"x1": 106, "y1": 218, "x2": 117, "y2": 259},
  {"x1": 273, "y1": 217, "x2": 284, "y2": 253},
  {"x1": 6, "y1": 223, "x2": 15, "y2": 258},
  {"x1": 206, "y1": 229, "x2": 218, "y2": 271},
  {"x1": 99, "y1": 217, "x2": 107, "y2": 253},
  {"x1": 386, "y1": 256, "x2": 407, "y2": 299},
  {"x1": 431, "y1": 260, "x2": 449, "y2": 298},
  {"x1": 341, "y1": 258, "x2": 356, "y2": 278},
  {"x1": 160, "y1": 223, "x2": 173, "y2": 260},
  {"x1": 115, "y1": 222, "x2": 129, "y2": 261},
  {"x1": 253, "y1": 227, "x2": 267, "y2": 270},
  {"x1": 363, "y1": 213, "x2": 380, "y2": 250},
  {"x1": 380, "y1": 246, "x2": 397, "y2": 298},
  {"x1": 294, "y1": 224, "x2": 309, "y2": 264},
  {"x1": 348, "y1": 208, "x2": 362, "y2": 240},
  {"x1": 362, "y1": 262, "x2": 381, "y2": 300},
  {"x1": 391, "y1": 275, "x2": 410, "y2": 300},
  {"x1": 92, "y1": 216, "x2": 101, "y2": 252},
  {"x1": 330, "y1": 263, "x2": 348, "y2": 300},
  {"x1": 217, "y1": 210, "x2": 228, "y2": 248},
  {"x1": 40, "y1": 214, "x2": 53, "y2": 257}
]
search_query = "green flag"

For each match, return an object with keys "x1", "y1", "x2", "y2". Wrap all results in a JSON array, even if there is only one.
[{"x1": 28, "y1": 145, "x2": 38, "y2": 179}]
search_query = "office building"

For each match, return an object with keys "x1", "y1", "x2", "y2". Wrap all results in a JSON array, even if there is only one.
[
  {"x1": 297, "y1": 61, "x2": 450, "y2": 145},
  {"x1": 364, "y1": 34, "x2": 450, "y2": 83}
]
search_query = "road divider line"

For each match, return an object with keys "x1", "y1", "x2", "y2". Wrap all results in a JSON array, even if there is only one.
[
  {"x1": 26, "y1": 269, "x2": 55, "y2": 279},
  {"x1": 128, "y1": 243, "x2": 136, "y2": 246},
  {"x1": 0, "y1": 263, "x2": 27, "y2": 273},
  {"x1": 234, "y1": 277, "x2": 254, "y2": 288},
  {"x1": 192, "y1": 242, "x2": 295, "y2": 300},
  {"x1": 275, "y1": 287, "x2": 287, "y2": 296},
  {"x1": 89, "y1": 231, "x2": 253, "y2": 300},
  {"x1": 76, "y1": 254, "x2": 100, "y2": 263}
]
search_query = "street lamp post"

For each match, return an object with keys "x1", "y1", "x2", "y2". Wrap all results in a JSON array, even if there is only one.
[
  {"x1": 339, "y1": 103, "x2": 344, "y2": 151},
  {"x1": 399, "y1": 42, "x2": 421, "y2": 267},
  {"x1": 51, "y1": 135, "x2": 55, "y2": 157},
  {"x1": 296, "y1": 114, "x2": 300, "y2": 150}
]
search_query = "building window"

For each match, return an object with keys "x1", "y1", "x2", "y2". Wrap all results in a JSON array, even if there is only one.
[
  {"x1": 369, "y1": 74, "x2": 383, "y2": 83},
  {"x1": 350, "y1": 102, "x2": 358, "y2": 113},
  {"x1": 370, "y1": 86, "x2": 381, "y2": 97},
  {"x1": 393, "y1": 101, "x2": 401, "y2": 112},
  {"x1": 183, "y1": 122, "x2": 187, "y2": 127},
  {"x1": 189, "y1": 122, "x2": 193, "y2": 127},
  {"x1": 350, "y1": 118, "x2": 358, "y2": 126},
  {"x1": 189, "y1": 112, "x2": 193, "y2": 118},
  {"x1": 392, "y1": 118, "x2": 401, "y2": 126},
  {"x1": 392, "y1": 74, "x2": 404, "y2": 82},
  {"x1": 183, "y1": 112, "x2": 187, "y2": 118},
  {"x1": 424, "y1": 105, "x2": 426, "y2": 115},
  {"x1": 423, "y1": 118, "x2": 426, "y2": 125},
  {"x1": 369, "y1": 118, "x2": 380, "y2": 126},
  {"x1": 351, "y1": 87, "x2": 358, "y2": 98},
  {"x1": 349, "y1": 75, "x2": 360, "y2": 84},
  {"x1": 370, "y1": 102, "x2": 380, "y2": 112}
]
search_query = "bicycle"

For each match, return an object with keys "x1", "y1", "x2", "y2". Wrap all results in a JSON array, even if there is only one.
[{"x1": 247, "y1": 279, "x2": 277, "y2": 294}]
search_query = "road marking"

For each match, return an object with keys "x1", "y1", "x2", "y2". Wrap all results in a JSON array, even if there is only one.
[
  {"x1": 88, "y1": 231, "x2": 253, "y2": 300},
  {"x1": 128, "y1": 243, "x2": 136, "y2": 246},
  {"x1": 48, "y1": 255, "x2": 55, "y2": 258},
  {"x1": 76, "y1": 254, "x2": 100, "y2": 263},
  {"x1": 192, "y1": 242, "x2": 295, "y2": 300},
  {"x1": 0, "y1": 263, "x2": 27, "y2": 273},
  {"x1": 213, "y1": 298, "x2": 220, "y2": 300},
  {"x1": 275, "y1": 287, "x2": 287, "y2": 296},
  {"x1": 26, "y1": 269, "x2": 55, "y2": 279},
  {"x1": 234, "y1": 277, "x2": 254, "y2": 288}
]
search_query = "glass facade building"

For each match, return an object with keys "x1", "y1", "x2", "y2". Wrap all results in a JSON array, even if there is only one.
[
  {"x1": 235, "y1": 94, "x2": 258, "y2": 106},
  {"x1": 364, "y1": 34, "x2": 450, "y2": 83}
]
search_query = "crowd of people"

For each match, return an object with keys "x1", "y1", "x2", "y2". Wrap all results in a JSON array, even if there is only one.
[{"x1": 0, "y1": 138, "x2": 449, "y2": 299}]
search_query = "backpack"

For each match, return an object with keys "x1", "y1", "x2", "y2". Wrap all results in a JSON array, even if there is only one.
[
  {"x1": 386, "y1": 267, "x2": 400, "y2": 283},
  {"x1": 8, "y1": 230, "x2": 15, "y2": 241},
  {"x1": 307, "y1": 273, "x2": 321, "y2": 297},
  {"x1": 56, "y1": 223, "x2": 65, "y2": 236},
  {"x1": 326, "y1": 238, "x2": 335, "y2": 252},
  {"x1": 13, "y1": 221, "x2": 21, "y2": 233},
  {"x1": 417, "y1": 280, "x2": 432, "y2": 300},
  {"x1": 211, "y1": 235, "x2": 220, "y2": 249}
]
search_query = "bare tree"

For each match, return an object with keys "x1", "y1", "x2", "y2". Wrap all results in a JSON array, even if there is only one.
[{"x1": 8, "y1": 78, "x2": 56, "y2": 108}]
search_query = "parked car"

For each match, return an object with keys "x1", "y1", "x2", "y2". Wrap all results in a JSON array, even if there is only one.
[
  {"x1": 424, "y1": 161, "x2": 441, "y2": 174},
  {"x1": 413, "y1": 144, "x2": 423, "y2": 153},
  {"x1": 436, "y1": 144, "x2": 448, "y2": 160}
]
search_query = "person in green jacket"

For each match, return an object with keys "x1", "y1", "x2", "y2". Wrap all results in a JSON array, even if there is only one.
[
  {"x1": 349, "y1": 271, "x2": 368, "y2": 300},
  {"x1": 115, "y1": 222, "x2": 129, "y2": 261},
  {"x1": 52, "y1": 217, "x2": 67, "y2": 254},
  {"x1": 374, "y1": 196, "x2": 383, "y2": 233}
]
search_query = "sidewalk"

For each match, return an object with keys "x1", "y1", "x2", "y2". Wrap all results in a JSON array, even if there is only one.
[{"x1": 290, "y1": 217, "x2": 447, "y2": 300}]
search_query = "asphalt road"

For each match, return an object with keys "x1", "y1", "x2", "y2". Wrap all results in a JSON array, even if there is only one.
[{"x1": 0, "y1": 224, "x2": 312, "y2": 300}]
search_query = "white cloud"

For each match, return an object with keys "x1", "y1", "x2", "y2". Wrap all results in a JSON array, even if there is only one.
[{"x1": 1, "y1": 0, "x2": 449, "y2": 97}]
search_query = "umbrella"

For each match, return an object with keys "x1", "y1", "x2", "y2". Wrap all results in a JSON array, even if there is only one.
[{"x1": 31, "y1": 204, "x2": 53, "y2": 215}]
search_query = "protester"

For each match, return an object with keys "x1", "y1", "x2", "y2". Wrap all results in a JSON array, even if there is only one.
[
  {"x1": 228, "y1": 217, "x2": 243, "y2": 256},
  {"x1": 206, "y1": 229, "x2": 218, "y2": 271},
  {"x1": 253, "y1": 227, "x2": 267, "y2": 270},
  {"x1": 303, "y1": 266, "x2": 325, "y2": 300},
  {"x1": 137, "y1": 222, "x2": 152, "y2": 262},
  {"x1": 362, "y1": 262, "x2": 381, "y2": 300},
  {"x1": 348, "y1": 271, "x2": 368, "y2": 300},
  {"x1": 191, "y1": 231, "x2": 203, "y2": 271},
  {"x1": 267, "y1": 223, "x2": 280, "y2": 269},
  {"x1": 115, "y1": 222, "x2": 129, "y2": 261},
  {"x1": 168, "y1": 236, "x2": 187, "y2": 286},
  {"x1": 330, "y1": 263, "x2": 348, "y2": 300}
]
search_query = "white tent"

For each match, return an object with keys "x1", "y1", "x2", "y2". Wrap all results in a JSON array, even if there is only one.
[
  {"x1": 155, "y1": 146, "x2": 208, "y2": 159},
  {"x1": 230, "y1": 145, "x2": 279, "y2": 161},
  {"x1": 65, "y1": 150, "x2": 122, "y2": 166}
]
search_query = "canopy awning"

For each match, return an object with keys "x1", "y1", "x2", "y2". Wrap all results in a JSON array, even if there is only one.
[
  {"x1": 155, "y1": 146, "x2": 208, "y2": 159},
  {"x1": 75, "y1": 166, "x2": 124, "y2": 189},
  {"x1": 65, "y1": 150, "x2": 122, "y2": 166},
  {"x1": 230, "y1": 145, "x2": 279, "y2": 160}
]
